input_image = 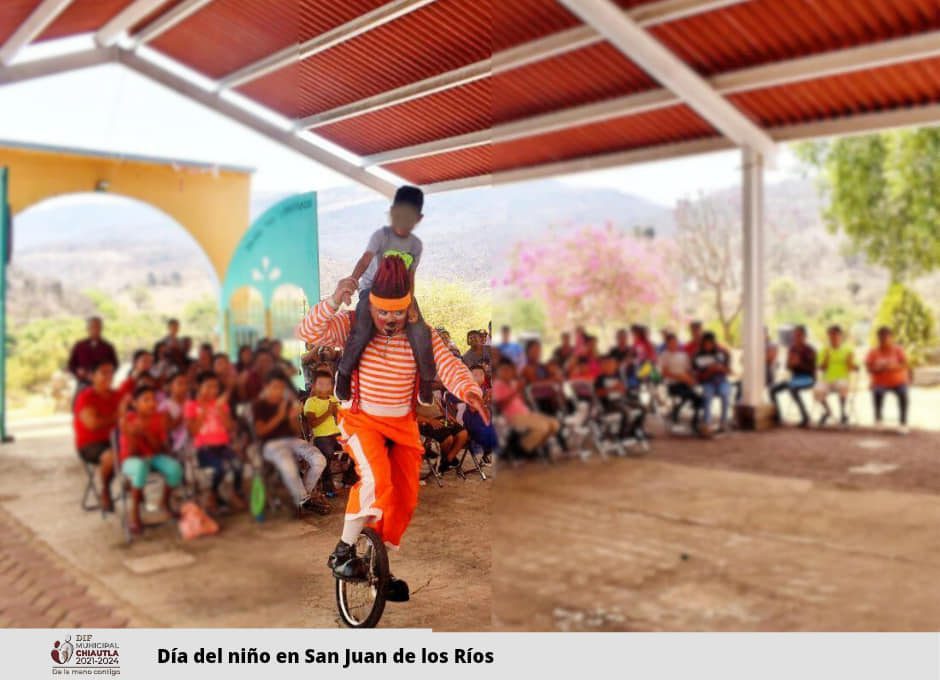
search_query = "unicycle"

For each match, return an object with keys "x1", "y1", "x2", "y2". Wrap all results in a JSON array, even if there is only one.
[{"x1": 335, "y1": 527, "x2": 389, "y2": 628}]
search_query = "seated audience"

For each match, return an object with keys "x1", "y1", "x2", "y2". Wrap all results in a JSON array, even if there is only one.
[
  {"x1": 492, "y1": 358, "x2": 560, "y2": 455},
  {"x1": 417, "y1": 387, "x2": 470, "y2": 473},
  {"x1": 693, "y1": 332, "x2": 733, "y2": 434},
  {"x1": 813, "y1": 325, "x2": 856, "y2": 426},
  {"x1": 185, "y1": 372, "x2": 245, "y2": 511},
  {"x1": 158, "y1": 371, "x2": 190, "y2": 457},
  {"x1": 464, "y1": 365, "x2": 497, "y2": 461},
  {"x1": 74, "y1": 359, "x2": 121, "y2": 511},
  {"x1": 119, "y1": 385, "x2": 184, "y2": 534},
  {"x1": 770, "y1": 325, "x2": 817, "y2": 427},
  {"x1": 253, "y1": 371, "x2": 329, "y2": 514},
  {"x1": 552, "y1": 331, "x2": 575, "y2": 367},
  {"x1": 609, "y1": 328, "x2": 634, "y2": 363},
  {"x1": 684, "y1": 320, "x2": 704, "y2": 356},
  {"x1": 658, "y1": 333, "x2": 703, "y2": 432},
  {"x1": 865, "y1": 327, "x2": 910, "y2": 434}
]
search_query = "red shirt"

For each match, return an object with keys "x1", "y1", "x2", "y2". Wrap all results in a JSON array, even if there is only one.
[
  {"x1": 73, "y1": 387, "x2": 120, "y2": 449},
  {"x1": 119, "y1": 411, "x2": 167, "y2": 461}
]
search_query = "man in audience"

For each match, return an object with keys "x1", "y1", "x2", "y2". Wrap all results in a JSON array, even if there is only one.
[
  {"x1": 865, "y1": 327, "x2": 911, "y2": 434},
  {"x1": 692, "y1": 332, "x2": 733, "y2": 434},
  {"x1": 498, "y1": 325, "x2": 525, "y2": 369},
  {"x1": 240, "y1": 349, "x2": 275, "y2": 404},
  {"x1": 154, "y1": 318, "x2": 183, "y2": 365},
  {"x1": 68, "y1": 317, "x2": 118, "y2": 398},
  {"x1": 462, "y1": 330, "x2": 490, "y2": 369},
  {"x1": 270, "y1": 339, "x2": 298, "y2": 377},
  {"x1": 610, "y1": 329, "x2": 634, "y2": 363},
  {"x1": 770, "y1": 325, "x2": 817, "y2": 428},
  {"x1": 814, "y1": 325, "x2": 857, "y2": 426},
  {"x1": 493, "y1": 358, "x2": 559, "y2": 455},
  {"x1": 552, "y1": 331, "x2": 575, "y2": 367},
  {"x1": 253, "y1": 370, "x2": 329, "y2": 514},
  {"x1": 658, "y1": 333, "x2": 703, "y2": 432},
  {"x1": 684, "y1": 320, "x2": 704, "y2": 356},
  {"x1": 74, "y1": 359, "x2": 121, "y2": 511},
  {"x1": 521, "y1": 339, "x2": 553, "y2": 385},
  {"x1": 765, "y1": 327, "x2": 779, "y2": 392}
]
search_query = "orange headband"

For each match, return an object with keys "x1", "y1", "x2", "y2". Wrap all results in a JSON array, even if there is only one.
[{"x1": 369, "y1": 291, "x2": 412, "y2": 312}]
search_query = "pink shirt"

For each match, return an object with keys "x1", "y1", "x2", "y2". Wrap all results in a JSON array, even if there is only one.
[
  {"x1": 492, "y1": 379, "x2": 529, "y2": 418},
  {"x1": 183, "y1": 399, "x2": 230, "y2": 448}
]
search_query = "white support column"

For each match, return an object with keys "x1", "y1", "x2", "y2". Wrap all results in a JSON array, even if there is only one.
[{"x1": 740, "y1": 146, "x2": 765, "y2": 411}]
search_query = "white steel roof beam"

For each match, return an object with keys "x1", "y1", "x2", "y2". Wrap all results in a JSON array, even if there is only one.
[
  {"x1": 96, "y1": 0, "x2": 173, "y2": 48},
  {"x1": 0, "y1": 0, "x2": 75, "y2": 66},
  {"x1": 134, "y1": 0, "x2": 214, "y2": 46},
  {"x1": 117, "y1": 50, "x2": 397, "y2": 197},
  {"x1": 557, "y1": 0, "x2": 776, "y2": 159},
  {"x1": 364, "y1": 30, "x2": 940, "y2": 166}
]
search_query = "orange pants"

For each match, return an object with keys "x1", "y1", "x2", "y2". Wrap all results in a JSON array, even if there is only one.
[{"x1": 338, "y1": 409, "x2": 423, "y2": 550}]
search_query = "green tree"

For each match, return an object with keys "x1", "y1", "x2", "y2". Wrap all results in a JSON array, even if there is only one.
[
  {"x1": 873, "y1": 283, "x2": 937, "y2": 367},
  {"x1": 183, "y1": 296, "x2": 221, "y2": 342},
  {"x1": 795, "y1": 130, "x2": 940, "y2": 283},
  {"x1": 418, "y1": 280, "x2": 490, "y2": 352}
]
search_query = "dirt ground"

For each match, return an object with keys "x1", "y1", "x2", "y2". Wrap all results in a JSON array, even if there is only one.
[
  {"x1": 0, "y1": 428, "x2": 491, "y2": 630},
  {"x1": 492, "y1": 423, "x2": 940, "y2": 631}
]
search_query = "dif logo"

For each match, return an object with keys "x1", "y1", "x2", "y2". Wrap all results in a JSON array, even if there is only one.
[{"x1": 51, "y1": 636, "x2": 74, "y2": 664}]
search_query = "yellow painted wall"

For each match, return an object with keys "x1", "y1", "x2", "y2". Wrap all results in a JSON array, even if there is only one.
[{"x1": 0, "y1": 145, "x2": 251, "y2": 280}]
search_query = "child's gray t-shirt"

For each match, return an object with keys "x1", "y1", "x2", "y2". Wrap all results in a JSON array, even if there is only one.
[{"x1": 359, "y1": 226, "x2": 423, "y2": 292}]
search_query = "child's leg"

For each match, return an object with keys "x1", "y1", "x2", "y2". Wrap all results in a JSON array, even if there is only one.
[
  {"x1": 335, "y1": 292, "x2": 376, "y2": 400},
  {"x1": 404, "y1": 297, "x2": 435, "y2": 404}
]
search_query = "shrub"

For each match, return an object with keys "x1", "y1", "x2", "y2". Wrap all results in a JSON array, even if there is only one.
[{"x1": 872, "y1": 283, "x2": 937, "y2": 367}]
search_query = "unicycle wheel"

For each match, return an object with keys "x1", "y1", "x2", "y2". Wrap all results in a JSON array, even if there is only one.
[{"x1": 335, "y1": 527, "x2": 389, "y2": 628}]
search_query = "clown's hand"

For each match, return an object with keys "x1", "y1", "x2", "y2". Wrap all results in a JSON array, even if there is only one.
[{"x1": 465, "y1": 391, "x2": 490, "y2": 426}]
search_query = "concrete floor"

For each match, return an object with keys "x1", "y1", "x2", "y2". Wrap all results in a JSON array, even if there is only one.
[
  {"x1": 0, "y1": 431, "x2": 491, "y2": 630},
  {"x1": 493, "y1": 426, "x2": 940, "y2": 631}
]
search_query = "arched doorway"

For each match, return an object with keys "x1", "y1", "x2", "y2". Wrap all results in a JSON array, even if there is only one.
[{"x1": 4, "y1": 189, "x2": 221, "y2": 433}]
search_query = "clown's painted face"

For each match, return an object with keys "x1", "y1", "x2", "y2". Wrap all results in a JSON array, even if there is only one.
[{"x1": 371, "y1": 306, "x2": 408, "y2": 336}]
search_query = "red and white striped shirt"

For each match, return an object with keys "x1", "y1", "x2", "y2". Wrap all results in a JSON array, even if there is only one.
[{"x1": 296, "y1": 298, "x2": 481, "y2": 418}]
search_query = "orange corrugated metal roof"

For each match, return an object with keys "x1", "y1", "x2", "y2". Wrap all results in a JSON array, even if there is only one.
[
  {"x1": 39, "y1": 0, "x2": 134, "y2": 41},
  {"x1": 3, "y1": 0, "x2": 940, "y2": 188}
]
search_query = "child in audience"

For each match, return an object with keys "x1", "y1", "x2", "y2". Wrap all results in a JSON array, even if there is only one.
[
  {"x1": 120, "y1": 385, "x2": 184, "y2": 533},
  {"x1": 303, "y1": 371, "x2": 354, "y2": 494},
  {"x1": 185, "y1": 371, "x2": 245, "y2": 511},
  {"x1": 464, "y1": 365, "x2": 497, "y2": 463},
  {"x1": 158, "y1": 371, "x2": 190, "y2": 458}
]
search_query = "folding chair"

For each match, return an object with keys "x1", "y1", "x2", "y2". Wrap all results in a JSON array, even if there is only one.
[
  {"x1": 79, "y1": 456, "x2": 104, "y2": 513},
  {"x1": 112, "y1": 429, "x2": 177, "y2": 545},
  {"x1": 526, "y1": 382, "x2": 594, "y2": 461},
  {"x1": 565, "y1": 379, "x2": 623, "y2": 457}
]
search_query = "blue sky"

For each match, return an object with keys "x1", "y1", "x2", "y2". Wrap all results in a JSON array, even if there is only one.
[{"x1": 0, "y1": 60, "x2": 806, "y2": 207}]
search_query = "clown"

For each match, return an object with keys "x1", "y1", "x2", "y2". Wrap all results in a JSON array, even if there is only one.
[{"x1": 296, "y1": 256, "x2": 488, "y2": 602}]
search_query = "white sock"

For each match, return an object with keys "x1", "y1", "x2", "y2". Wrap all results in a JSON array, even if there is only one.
[{"x1": 341, "y1": 516, "x2": 367, "y2": 546}]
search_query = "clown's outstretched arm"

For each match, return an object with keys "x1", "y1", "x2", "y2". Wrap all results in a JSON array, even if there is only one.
[
  {"x1": 295, "y1": 294, "x2": 353, "y2": 348},
  {"x1": 431, "y1": 332, "x2": 484, "y2": 406}
]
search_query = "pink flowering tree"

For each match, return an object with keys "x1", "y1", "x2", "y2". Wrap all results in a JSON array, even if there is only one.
[{"x1": 498, "y1": 224, "x2": 676, "y2": 333}]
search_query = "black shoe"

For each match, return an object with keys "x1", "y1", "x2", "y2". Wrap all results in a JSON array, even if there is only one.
[
  {"x1": 335, "y1": 371, "x2": 352, "y2": 402},
  {"x1": 328, "y1": 541, "x2": 368, "y2": 581},
  {"x1": 385, "y1": 576, "x2": 410, "y2": 602},
  {"x1": 818, "y1": 412, "x2": 830, "y2": 427}
]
